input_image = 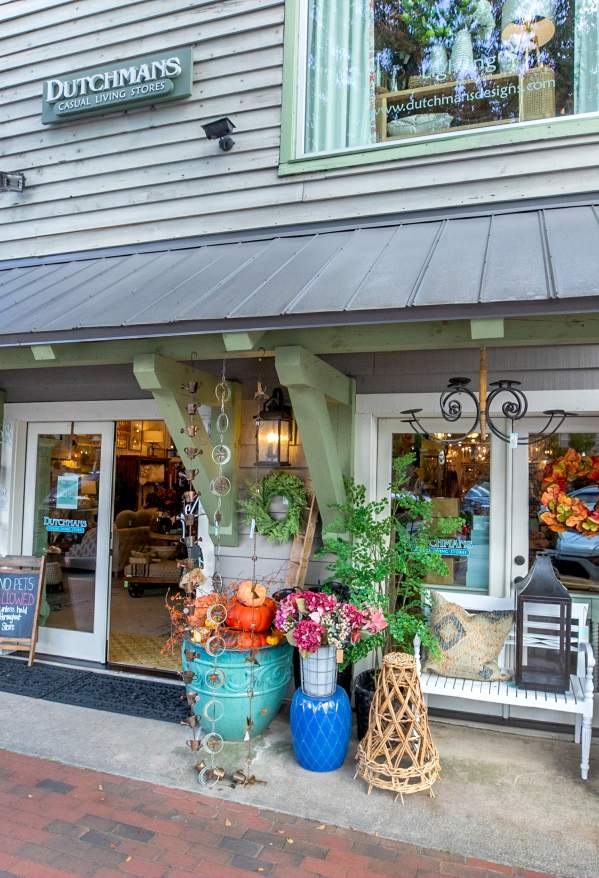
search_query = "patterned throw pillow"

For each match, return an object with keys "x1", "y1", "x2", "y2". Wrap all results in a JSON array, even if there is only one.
[{"x1": 423, "y1": 593, "x2": 513, "y2": 682}]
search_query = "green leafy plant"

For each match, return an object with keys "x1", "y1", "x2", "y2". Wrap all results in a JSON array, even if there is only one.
[
  {"x1": 400, "y1": 0, "x2": 479, "y2": 47},
  {"x1": 318, "y1": 453, "x2": 463, "y2": 666},
  {"x1": 239, "y1": 471, "x2": 307, "y2": 543}
]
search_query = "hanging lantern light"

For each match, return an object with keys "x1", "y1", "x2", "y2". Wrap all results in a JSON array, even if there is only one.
[
  {"x1": 254, "y1": 388, "x2": 292, "y2": 467},
  {"x1": 515, "y1": 553, "x2": 572, "y2": 693}
]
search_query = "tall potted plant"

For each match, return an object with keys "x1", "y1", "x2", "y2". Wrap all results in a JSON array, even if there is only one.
[{"x1": 318, "y1": 453, "x2": 463, "y2": 738}]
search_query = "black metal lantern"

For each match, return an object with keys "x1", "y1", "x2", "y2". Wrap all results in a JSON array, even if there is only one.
[
  {"x1": 515, "y1": 553, "x2": 572, "y2": 693},
  {"x1": 255, "y1": 387, "x2": 292, "y2": 467}
]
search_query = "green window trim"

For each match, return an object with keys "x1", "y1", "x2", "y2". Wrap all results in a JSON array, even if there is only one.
[{"x1": 279, "y1": 0, "x2": 599, "y2": 177}]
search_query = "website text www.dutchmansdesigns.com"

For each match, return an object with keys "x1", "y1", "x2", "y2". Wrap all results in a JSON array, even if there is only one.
[{"x1": 393, "y1": 77, "x2": 553, "y2": 115}]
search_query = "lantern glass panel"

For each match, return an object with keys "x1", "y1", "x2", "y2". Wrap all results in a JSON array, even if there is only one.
[
  {"x1": 256, "y1": 418, "x2": 291, "y2": 467},
  {"x1": 515, "y1": 555, "x2": 572, "y2": 693}
]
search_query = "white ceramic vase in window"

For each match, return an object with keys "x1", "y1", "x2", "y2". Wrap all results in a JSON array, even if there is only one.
[
  {"x1": 449, "y1": 29, "x2": 475, "y2": 78},
  {"x1": 473, "y1": 0, "x2": 495, "y2": 43},
  {"x1": 426, "y1": 44, "x2": 449, "y2": 78}
]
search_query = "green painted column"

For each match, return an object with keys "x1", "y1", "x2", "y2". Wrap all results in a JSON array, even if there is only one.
[
  {"x1": 133, "y1": 354, "x2": 241, "y2": 546},
  {"x1": 275, "y1": 346, "x2": 355, "y2": 531}
]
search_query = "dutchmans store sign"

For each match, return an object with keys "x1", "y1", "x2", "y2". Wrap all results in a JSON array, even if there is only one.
[{"x1": 42, "y1": 46, "x2": 193, "y2": 123}]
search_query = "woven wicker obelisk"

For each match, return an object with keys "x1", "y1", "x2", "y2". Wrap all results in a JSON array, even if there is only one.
[{"x1": 356, "y1": 652, "x2": 440, "y2": 801}]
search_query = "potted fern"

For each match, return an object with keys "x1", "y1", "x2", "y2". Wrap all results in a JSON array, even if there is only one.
[{"x1": 318, "y1": 453, "x2": 463, "y2": 738}]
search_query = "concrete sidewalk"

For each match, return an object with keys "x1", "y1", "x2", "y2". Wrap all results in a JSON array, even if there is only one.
[{"x1": 0, "y1": 690, "x2": 597, "y2": 877}]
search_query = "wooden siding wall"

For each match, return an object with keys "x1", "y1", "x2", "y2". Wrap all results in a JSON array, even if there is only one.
[
  {"x1": 220, "y1": 398, "x2": 329, "y2": 593},
  {"x1": 2, "y1": 0, "x2": 599, "y2": 260}
]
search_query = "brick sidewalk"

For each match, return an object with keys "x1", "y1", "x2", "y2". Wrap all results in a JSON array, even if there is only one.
[{"x1": 0, "y1": 750, "x2": 556, "y2": 878}]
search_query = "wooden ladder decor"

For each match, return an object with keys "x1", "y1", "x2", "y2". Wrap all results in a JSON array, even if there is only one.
[{"x1": 285, "y1": 494, "x2": 318, "y2": 591}]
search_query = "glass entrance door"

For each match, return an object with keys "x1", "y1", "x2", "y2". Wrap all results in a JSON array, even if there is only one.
[
  {"x1": 377, "y1": 418, "x2": 505, "y2": 595},
  {"x1": 22, "y1": 422, "x2": 114, "y2": 662}
]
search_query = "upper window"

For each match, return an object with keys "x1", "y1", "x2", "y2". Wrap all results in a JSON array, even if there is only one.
[{"x1": 300, "y1": 0, "x2": 599, "y2": 155}]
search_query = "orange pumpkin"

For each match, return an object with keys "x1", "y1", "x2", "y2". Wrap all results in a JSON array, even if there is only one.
[
  {"x1": 226, "y1": 597, "x2": 276, "y2": 633},
  {"x1": 187, "y1": 593, "x2": 220, "y2": 627},
  {"x1": 234, "y1": 631, "x2": 269, "y2": 649},
  {"x1": 236, "y1": 580, "x2": 267, "y2": 607}
]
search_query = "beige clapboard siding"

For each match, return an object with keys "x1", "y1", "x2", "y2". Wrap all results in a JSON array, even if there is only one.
[
  {"x1": 0, "y1": 177, "x2": 304, "y2": 246},
  {"x1": 4, "y1": 164, "x2": 597, "y2": 260},
  {"x1": 7, "y1": 148, "x2": 281, "y2": 207},
  {"x1": 0, "y1": 167, "x2": 287, "y2": 227},
  {"x1": 2, "y1": 0, "x2": 599, "y2": 260},
  {"x1": 4, "y1": 131, "x2": 595, "y2": 231},
  {"x1": 1, "y1": 25, "x2": 284, "y2": 109},
  {"x1": 3, "y1": 43, "x2": 284, "y2": 121},
  {"x1": 4, "y1": 85, "x2": 282, "y2": 161},
  {"x1": 6, "y1": 139, "x2": 280, "y2": 193},
  {"x1": 5, "y1": 105, "x2": 280, "y2": 174},
  {"x1": 2, "y1": 133, "x2": 592, "y2": 238},
  {"x1": 1, "y1": 4, "x2": 283, "y2": 90},
  {"x1": 0, "y1": 0, "x2": 234, "y2": 54},
  {"x1": 3, "y1": 69, "x2": 282, "y2": 149}
]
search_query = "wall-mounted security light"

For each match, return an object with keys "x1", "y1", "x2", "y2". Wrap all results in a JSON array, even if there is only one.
[
  {"x1": 0, "y1": 172, "x2": 25, "y2": 192},
  {"x1": 201, "y1": 117, "x2": 236, "y2": 152}
]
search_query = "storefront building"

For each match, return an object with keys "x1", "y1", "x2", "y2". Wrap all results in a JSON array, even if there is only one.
[{"x1": 1, "y1": 0, "x2": 599, "y2": 722}]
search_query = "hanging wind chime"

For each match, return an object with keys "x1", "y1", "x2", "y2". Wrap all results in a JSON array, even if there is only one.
[{"x1": 177, "y1": 362, "x2": 263, "y2": 788}]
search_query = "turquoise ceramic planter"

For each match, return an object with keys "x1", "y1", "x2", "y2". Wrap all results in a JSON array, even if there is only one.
[{"x1": 182, "y1": 640, "x2": 293, "y2": 740}]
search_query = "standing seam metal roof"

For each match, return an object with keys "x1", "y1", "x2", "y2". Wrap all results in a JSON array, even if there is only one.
[{"x1": 1, "y1": 203, "x2": 599, "y2": 342}]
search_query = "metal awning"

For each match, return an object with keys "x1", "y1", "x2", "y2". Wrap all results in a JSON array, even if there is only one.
[{"x1": 1, "y1": 201, "x2": 599, "y2": 346}]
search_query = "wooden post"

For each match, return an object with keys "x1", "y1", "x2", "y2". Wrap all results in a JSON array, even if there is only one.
[
  {"x1": 479, "y1": 347, "x2": 488, "y2": 441},
  {"x1": 133, "y1": 354, "x2": 242, "y2": 546},
  {"x1": 275, "y1": 346, "x2": 355, "y2": 532}
]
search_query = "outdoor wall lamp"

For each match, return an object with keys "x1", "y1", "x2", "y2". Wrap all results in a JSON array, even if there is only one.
[
  {"x1": 254, "y1": 387, "x2": 293, "y2": 466},
  {"x1": 201, "y1": 117, "x2": 236, "y2": 151},
  {"x1": 401, "y1": 377, "x2": 575, "y2": 446},
  {"x1": 0, "y1": 172, "x2": 25, "y2": 192}
]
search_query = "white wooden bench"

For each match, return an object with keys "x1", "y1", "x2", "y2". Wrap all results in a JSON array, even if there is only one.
[{"x1": 414, "y1": 592, "x2": 596, "y2": 780}]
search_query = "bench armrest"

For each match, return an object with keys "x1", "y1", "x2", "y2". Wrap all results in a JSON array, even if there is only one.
[
  {"x1": 578, "y1": 641, "x2": 596, "y2": 675},
  {"x1": 578, "y1": 641, "x2": 596, "y2": 701},
  {"x1": 414, "y1": 635, "x2": 422, "y2": 677}
]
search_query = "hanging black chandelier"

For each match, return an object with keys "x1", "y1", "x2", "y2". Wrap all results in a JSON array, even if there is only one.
[{"x1": 400, "y1": 377, "x2": 576, "y2": 446}]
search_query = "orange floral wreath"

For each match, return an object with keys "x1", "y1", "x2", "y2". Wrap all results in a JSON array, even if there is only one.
[{"x1": 539, "y1": 448, "x2": 599, "y2": 536}]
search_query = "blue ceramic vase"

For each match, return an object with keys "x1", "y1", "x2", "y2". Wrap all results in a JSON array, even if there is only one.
[{"x1": 290, "y1": 685, "x2": 352, "y2": 772}]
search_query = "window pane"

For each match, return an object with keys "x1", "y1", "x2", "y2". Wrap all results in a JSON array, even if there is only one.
[
  {"x1": 304, "y1": 0, "x2": 596, "y2": 154},
  {"x1": 529, "y1": 433, "x2": 599, "y2": 586},
  {"x1": 33, "y1": 433, "x2": 101, "y2": 634},
  {"x1": 392, "y1": 433, "x2": 491, "y2": 589}
]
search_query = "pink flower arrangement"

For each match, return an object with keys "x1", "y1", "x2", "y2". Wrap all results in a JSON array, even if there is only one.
[
  {"x1": 274, "y1": 590, "x2": 387, "y2": 656},
  {"x1": 293, "y1": 619, "x2": 323, "y2": 652}
]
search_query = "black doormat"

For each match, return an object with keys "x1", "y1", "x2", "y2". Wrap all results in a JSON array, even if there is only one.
[{"x1": 0, "y1": 657, "x2": 187, "y2": 724}]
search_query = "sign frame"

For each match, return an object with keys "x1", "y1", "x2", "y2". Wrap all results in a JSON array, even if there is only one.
[
  {"x1": 41, "y1": 46, "x2": 193, "y2": 124},
  {"x1": 0, "y1": 556, "x2": 47, "y2": 666}
]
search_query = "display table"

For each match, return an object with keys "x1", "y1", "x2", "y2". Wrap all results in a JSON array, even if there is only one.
[
  {"x1": 124, "y1": 573, "x2": 180, "y2": 598},
  {"x1": 376, "y1": 68, "x2": 555, "y2": 142}
]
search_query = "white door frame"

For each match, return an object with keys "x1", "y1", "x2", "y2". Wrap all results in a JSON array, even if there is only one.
[
  {"x1": 23, "y1": 420, "x2": 114, "y2": 662},
  {"x1": 354, "y1": 392, "x2": 599, "y2": 597},
  {"x1": 1, "y1": 399, "x2": 160, "y2": 663}
]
